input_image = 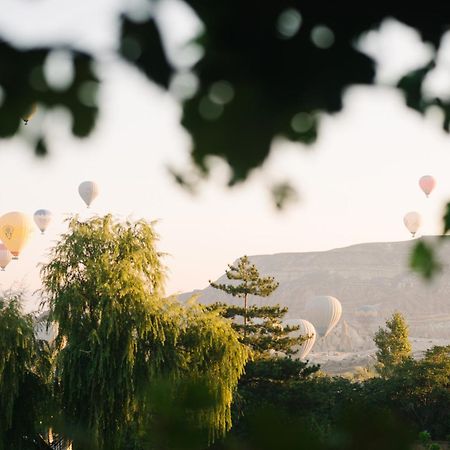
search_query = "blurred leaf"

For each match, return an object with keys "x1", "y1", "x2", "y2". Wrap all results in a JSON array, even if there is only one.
[
  {"x1": 410, "y1": 240, "x2": 441, "y2": 280},
  {"x1": 181, "y1": 1, "x2": 376, "y2": 184},
  {"x1": 442, "y1": 202, "x2": 450, "y2": 234},
  {"x1": 0, "y1": 40, "x2": 99, "y2": 143},
  {"x1": 397, "y1": 63, "x2": 434, "y2": 112},
  {"x1": 119, "y1": 16, "x2": 174, "y2": 89},
  {"x1": 35, "y1": 137, "x2": 47, "y2": 157}
]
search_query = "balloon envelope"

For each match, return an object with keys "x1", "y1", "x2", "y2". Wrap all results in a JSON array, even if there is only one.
[
  {"x1": 0, "y1": 243, "x2": 12, "y2": 270},
  {"x1": 304, "y1": 295, "x2": 342, "y2": 338},
  {"x1": 35, "y1": 312, "x2": 58, "y2": 343},
  {"x1": 285, "y1": 318, "x2": 317, "y2": 359},
  {"x1": 0, "y1": 212, "x2": 33, "y2": 258},
  {"x1": 34, "y1": 209, "x2": 52, "y2": 234},
  {"x1": 419, "y1": 175, "x2": 436, "y2": 197},
  {"x1": 403, "y1": 211, "x2": 421, "y2": 237},
  {"x1": 21, "y1": 103, "x2": 37, "y2": 124},
  {"x1": 78, "y1": 181, "x2": 99, "y2": 207}
]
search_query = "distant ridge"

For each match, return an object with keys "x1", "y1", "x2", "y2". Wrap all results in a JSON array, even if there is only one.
[{"x1": 181, "y1": 238, "x2": 450, "y2": 351}]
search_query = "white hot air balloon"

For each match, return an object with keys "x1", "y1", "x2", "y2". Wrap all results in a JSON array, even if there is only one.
[
  {"x1": 285, "y1": 318, "x2": 317, "y2": 359},
  {"x1": 0, "y1": 243, "x2": 12, "y2": 271},
  {"x1": 35, "y1": 312, "x2": 58, "y2": 344},
  {"x1": 304, "y1": 295, "x2": 342, "y2": 338},
  {"x1": 34, "y1": 209, "x2": 52, "y2": 234},
  {"x1": 403, "y1": 211, "x2": 421, "y2": 237},
  {"x1": 419, "y1": 175, "x2": 436, "y2": 198},
  {"x1": 78, "y1": 181, "x2": 99, "y2": 208}
]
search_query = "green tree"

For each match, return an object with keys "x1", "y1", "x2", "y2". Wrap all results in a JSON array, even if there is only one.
[
  {"x1": 0, "y1": 292, "x2": 50, "y2": 450},
  {"x1": 40, "y1": 215, "x2": 248, "y2": 450},
  {"x1": 373, "y1": 312, "x2": 412, "y2": 377},
  {"x1": 364, "y1": 346, "x2": 450, "y2": 440},
  {"x1": 209, "y1": 256, "x2": 301, "y2": 357}
]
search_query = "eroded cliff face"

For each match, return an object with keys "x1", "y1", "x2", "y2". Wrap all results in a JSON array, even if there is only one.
[{"x1": 182, "y1": 238, "x2": 450, "y2": 353}]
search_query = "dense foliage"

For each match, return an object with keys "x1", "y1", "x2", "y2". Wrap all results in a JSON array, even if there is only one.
[
  {"x1": 0, "y1": 293, "x2": 50, "y2": 450},
  {"x1": 5, "y1": 221, "x2": 450, "y2": 448},
  {"x1": 38, "y1": 215, "x2": 248, "y2": 449},
  {"x1": 3, "y1": 4, "x2": 450, "y2": 185},
  {"x1": 374, "y1": 312, "x2": 412, "y2": 377}
]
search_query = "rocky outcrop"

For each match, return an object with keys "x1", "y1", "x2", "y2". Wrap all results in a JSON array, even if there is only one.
[{"x1": 181, "y1": 238, "x2": 450, "y2": 352}]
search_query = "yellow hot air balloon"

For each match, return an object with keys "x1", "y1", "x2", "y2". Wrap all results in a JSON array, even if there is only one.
[
  {"x1": 0, "y1": 212, "x2": 33, "y2": 259},
  {"x1": 21, "y1": 103, "x2": 37, "y2": 125}
]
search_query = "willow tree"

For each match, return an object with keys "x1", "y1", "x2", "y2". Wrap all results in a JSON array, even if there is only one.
[
  {"x1": 40, "y1": 215, "x2": 247, "y2": 450},
  {"x1": 0, "y1": 292, "x2": 49, "y2": 450}
]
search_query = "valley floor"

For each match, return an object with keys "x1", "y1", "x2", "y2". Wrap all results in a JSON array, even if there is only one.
[{"x1": 307, "y1": 337, "x2": 450, "y2": 375}]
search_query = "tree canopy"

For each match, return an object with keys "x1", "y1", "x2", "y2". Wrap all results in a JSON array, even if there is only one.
[
  {"x1": 3, "y1": 3, "x2": 450, "y2": 185},
  {"x1": 40, "y1": 215, "x2": 248, "y2": 449},
  {"x1": 209, "y1": 256, "x2": 302, "y2": 358},
  {"x1": 0, "y1": 292, "x2": 50, "y2": 450},
  {"x1": 373, "y1": 312, "x2": 412, "y2": 378}
]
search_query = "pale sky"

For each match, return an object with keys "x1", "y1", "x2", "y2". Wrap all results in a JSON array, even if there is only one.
[{"x1": 1, "y1": 0, "x2": 450, "y2": 310}]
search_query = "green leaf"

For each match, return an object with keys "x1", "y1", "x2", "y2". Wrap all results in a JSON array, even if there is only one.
[
  {"x1": 410, "y1": 240, "x2": 441, "y2": 280},
  {"x1": 443, "y1": 202, "x2": 450, "y2": 235}
]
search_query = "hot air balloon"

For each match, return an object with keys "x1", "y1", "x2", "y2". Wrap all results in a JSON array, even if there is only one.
[
  {"x1": 285, "y1": 318, "x2": 317, "y2": 359},
  {"x1": 35, "y1": 312, "x2": 58, "y2": 344},
  {"x1": 21, "y1": 103, "x2": 37, "y2": 125},
  {"x1": 304, "y1": 295, "x2": 342, "y2": 338},
  {"x1": 0, "y1": 243, "x2": 12, "y2": 271},
  {"x1": 0, "y1": 212, "x2": 33, "y2": 259},
  {"x1": 33, "y1": 209, "x2": 52, "y2": 234},
  {"x1": 78, "y1": 181, "x2": 99, "y2": 208},
  {"x1": 403, "y1": 211, "x2": 421, "y2": 237},
  {"x1": 419, "y1": 175, "x2": 436, "y2": 198}
]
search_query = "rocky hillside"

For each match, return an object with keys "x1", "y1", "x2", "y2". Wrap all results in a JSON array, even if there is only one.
[{"x1": 182, "y1": 238, "x2": 450, "y2": 352}]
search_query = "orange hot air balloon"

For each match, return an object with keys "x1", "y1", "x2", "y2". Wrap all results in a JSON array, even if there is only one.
[
  {"x1": 0, "y1": 212, "x2": 33, "y2": 259},
  {"x1": 419, "y1": 175, "x2": 436, "y2": 198},
  {"x1": 0, "y1": 243, "x2": 12, "y2": 271}
]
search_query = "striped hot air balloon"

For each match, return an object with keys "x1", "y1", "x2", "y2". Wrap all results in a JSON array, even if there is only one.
[
  {"x1": 285, "y1": 318, "x2": 317, "y2": 359},
  {"x1": 34, "y1": 209, "x2": 52, "y2": 234},
  {"x1": 304, "y1": 295, "x2": 342, "y2": 338}
]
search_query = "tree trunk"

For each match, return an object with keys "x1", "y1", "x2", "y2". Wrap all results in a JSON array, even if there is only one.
[{"x1": 244, "y1": 293, "x2": 247, "y2": 338}]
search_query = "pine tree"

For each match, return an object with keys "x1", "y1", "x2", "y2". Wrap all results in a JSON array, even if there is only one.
[
  {"x1": 209, "y1": 256, "x2": 302, "y2": 358},
  {"x1": 374, "y1": 312, "x2": 412, "y2": 377}
]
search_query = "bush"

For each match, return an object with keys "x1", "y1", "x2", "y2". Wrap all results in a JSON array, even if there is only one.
[{"x1": 418, "y1": 431, "x2": 432, "y2": 446}]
